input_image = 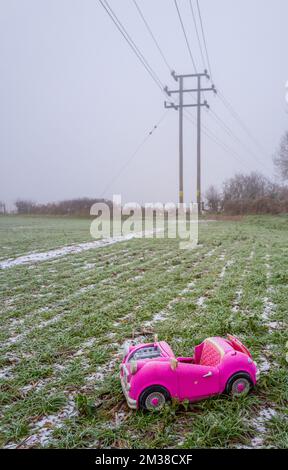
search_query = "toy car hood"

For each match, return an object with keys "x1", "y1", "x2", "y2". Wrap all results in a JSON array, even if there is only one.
[{"x1": 122, "y1": 340, "x2": 175, "y2": 362}]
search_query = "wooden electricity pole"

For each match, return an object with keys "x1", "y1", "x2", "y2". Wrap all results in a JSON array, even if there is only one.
[{"x1": 164, "y1": 70, "x2": 216, "y2": 212}]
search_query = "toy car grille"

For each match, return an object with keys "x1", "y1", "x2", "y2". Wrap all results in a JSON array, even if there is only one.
[{"x1": 129, "y1": 346, "x2": 161, "y2": 361}]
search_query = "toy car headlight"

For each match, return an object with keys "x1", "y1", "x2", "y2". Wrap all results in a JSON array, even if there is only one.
[
  {"x1": 130, "y1": 360, "x2": 138, "y2": 375},
  {"x1": 122, "y1": 341, "x2": 131, "y2": 358}
]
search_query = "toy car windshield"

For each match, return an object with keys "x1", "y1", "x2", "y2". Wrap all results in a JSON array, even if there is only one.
[{"x1": 128, "y1": 345, "x2": 162, "y2": 362}]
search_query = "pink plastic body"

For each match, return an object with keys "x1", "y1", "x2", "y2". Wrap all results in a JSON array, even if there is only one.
[{"x1": 120, "y1": 336, "x2": 258, "y2": 409}]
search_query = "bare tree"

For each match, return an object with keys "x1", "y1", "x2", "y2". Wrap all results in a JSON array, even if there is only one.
[
  {"x1": 205, "y1": 185, "x2": 221, "y2": 212},
  {"x1": 222, "y1": 172, "x2": 279, "y2": 214},
  {"x1": 15, "y1": 200, "x2": 35, "y2": 214},
  {"x1": 274, "y1": 131, "x2": 288, "y2": 180},
  {"x1": 0, "y1": 201, "x2": 6, "y2": 215},
  {"x1": 223, "y1": 172, "x2": 269, "y2": 202}
]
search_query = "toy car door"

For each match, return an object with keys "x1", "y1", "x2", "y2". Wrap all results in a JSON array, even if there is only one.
[{"x1": 176, "y1": 363, "x2": 220, "y2": 401}]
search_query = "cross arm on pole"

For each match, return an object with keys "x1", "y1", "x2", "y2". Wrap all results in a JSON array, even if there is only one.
[
  {"x1": 164, "y1": 101, "x2": 209, "y2": 110},
  {"x1": 164, "y1": 101, "x2": 178, "y2": 110},
  {"x1": 165, "y1": 85, "x2": 216, "y2": 96},
  {"x1": 172, "y1": 70, "x2": 210, "y2": 80}
]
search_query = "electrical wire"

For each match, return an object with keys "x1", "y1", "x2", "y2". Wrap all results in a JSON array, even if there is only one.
[
  {"x1": 189, "y1": 0, "x2": 206, "y2": 71},
  {"x1": 195, "y1": 0, "x2": 213, "y2": 79},
  {"x1": 100, "y1": 1, "x2": 270, "y2": 195},
  {"x1": 132, "y1": 0, "x2": 173, "y2": 74},
  {"x1": 174, "y1": 0, "x2": 197, "y2": 72},
  {"x1": 207, "y1": 108, "x2": 272, "y2": 174},
  {"x1": 194, "y1": 0, "x2": 270, "y2": 164},
  {"x1": 100, "y1": 111, "x2": 169, "y2": 197},
  {"x1": 217, "y1": 91, "x2": 270, "y2": 157},
  {"x1": 184, "y1": 110, "x2": 254, "y2": 171},
  {"x1": 99, "y1": 0, "x2": 165, "y2": 93}
]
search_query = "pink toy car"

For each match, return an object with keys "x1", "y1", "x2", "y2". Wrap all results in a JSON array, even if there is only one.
[{"x1": 120, "y1": 335, "x2": 259, "y2": 410}]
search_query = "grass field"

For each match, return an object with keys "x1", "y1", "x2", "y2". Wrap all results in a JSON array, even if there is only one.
[{"x1": 0, "y1": 215, "x2": 287, "y2": 448}]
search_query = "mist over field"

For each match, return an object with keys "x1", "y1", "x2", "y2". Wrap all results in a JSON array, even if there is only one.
[
  {"x1": 0, "y1": 0, "x2": 287, "y2": 209},
  {"x1": 0, "y1": 0, "x2": 287, "y2": 453}
]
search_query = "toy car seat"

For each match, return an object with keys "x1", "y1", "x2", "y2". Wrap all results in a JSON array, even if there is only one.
[{"x1": 194, "y1": 337, "x2": 231, "y2": 366}]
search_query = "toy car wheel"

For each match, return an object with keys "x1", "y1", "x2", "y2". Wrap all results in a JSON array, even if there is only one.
[
  {"x1": 139, "y1": 386, "x2": 170, "y2": 411},
  {"x1": 225, "y1": 373, "x2": 253, "y2": 397}
]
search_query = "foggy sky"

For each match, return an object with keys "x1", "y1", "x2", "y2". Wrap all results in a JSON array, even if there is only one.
[{"x1": 0, "y1": 0, "x2": 287, "y2": 209}]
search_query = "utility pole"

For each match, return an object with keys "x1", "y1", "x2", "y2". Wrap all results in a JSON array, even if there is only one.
[
  {"x1": 179, "y1": 76, "x2": 184, "y2": 204},
  {"x1": 164, "y1": 70, "x2": 216, "y2": 213},
  {"x1": 196, "y1": 74, "x2": 202, "y2": 212}
]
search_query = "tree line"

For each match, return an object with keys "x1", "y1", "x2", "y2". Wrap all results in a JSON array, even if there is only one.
[
  {"x1": 14, "y1": 198, "x2": 113, "y2": 216},
  {"x1": 206, "y1": 131, "x2": 288, "y2": 214},
  {"x1": 2, "y1": 131, "x2": 288, "y2": 216},
  {"x1": 206, "y1": 172, "x2": 288, "y2": 214}
]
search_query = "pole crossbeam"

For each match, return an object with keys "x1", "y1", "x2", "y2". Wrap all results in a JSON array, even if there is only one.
[
  {"x1": 166, "y1": 86, "x2": 215, "y2": 95},
  {"x1": 172, "y1": 70, "x2": 210, "y2": 80},
  {"x1": 164, "y1": 70, "x2": 216, "y2": 212},
  {"x1": 164, "y1": 101, "x2": 209, "y2": 109}
]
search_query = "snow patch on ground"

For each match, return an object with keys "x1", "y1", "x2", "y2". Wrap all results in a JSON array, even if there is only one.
[
  {"x1": 262, "y1": 297, "x2": 275, "y2": 321},
  {"x1": 181, "y1": 282, "x2": 195, "y2": 294},
  {"x1": 114, "y1": 410, "x2": 127, "y2": 427},
  {"x1": 0, "y1": 366, "x2": 14, "y2": 380},
  {"x1": 204, "y1": 248, "x2": 217, "y2": 258},
  {"x1": 84, "y1": 341, "x2": 123, "y2": 386},
  {"x1": 0, "y1": 231, "x2": 156, "y2": 269},
  {"x1": 258, "y1": 355, "x2": 271, "y2": 373},
  {"x1": 81, "y1": 338, "x2": 96, "y2": 348},
  {"x1": 219, "y1": 260, "x2": 234, "y2": 279},
  {"x1": 38, "y1": 312, "x2": 65, "y2": 330},
  {"x1": 131, "y1": 274, "x2": 145, "y2": 282},
  {"x1": 1, "y1": 333, "x2": 25, "y2": 349},
  {"x1": 236, "y1": 408, "x2": 277, "y2": 449},
  {"x1": 4, "y1": 393, "x2": 77, "y2": 448},
  {"x1": 83, "y1": 263, "x2": 96, "y2": 271},
  {"x1": 196, "y1": 296, "x2": 206, "y2": 307},
  {"x1": 77, "y1": 284, "x2": 97, "y2": 295},
  {"x1": 142, "y1": 279, "x2": 198, "y2": 328},
  {"x1": 250, "y1": 408, "x2": 277, "y2": 447},
  {"x1": 232, "y1": 289, "x2": 243, "y2": 313},
  {"x1": 267, "y1": 321, "x2": 283, "y2": 331},
  {"x1": 20, "y1": 379, "x2": 51, "y2": 395},
  {"x1": 258, "y1": 258, "x2": 276, "y2": 372}
]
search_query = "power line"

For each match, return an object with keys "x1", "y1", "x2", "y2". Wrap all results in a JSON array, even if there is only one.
[
  {"x1": 194, "y1": 0, "x2": 270, "y2": 164},
  {"x1": 217, "y1": 91, "x2": 269, "y2": 157},
  {"x1": 184, "y1": 111, "x2": 248, "y2": 171},
  {"x1": 184, "y1": 109, "x2": 254, "y2": 171},
  {"x1": 196, "y1": 0, "x2": 213, "y2": 80},
  {"x1": 132, "y1": 0, "x2": 172, "y2": 73},
  {"x1": 100, "y1": 1, "x2": 268, "y2": 198},
  {"x1": 207, "y1": 108, "x2": 272, "y2": 174},
  {"x1": 174, "y1": 0, "x2": 197, "y2": 72},
  {"x1": 189, "y1": 0, "x2": 206, "y2": 71},
  {"x1": 99, "y1": 0, "x2": 164, "y2": 93},
  {"x1": 100, "y1": 111, "x2": 169, "y2": 197}
]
